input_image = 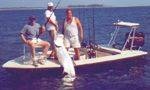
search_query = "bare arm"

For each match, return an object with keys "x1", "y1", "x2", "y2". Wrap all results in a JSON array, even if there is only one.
[
  {"x1": 46, "y1": 18, "x2": 56, "y2": 26},
  {"x1": 40, "y1": 25, "x2": 46, "y2": 35},
  {"x1": 20, "y1": 33, "x2": 28, "y2": 44},
  {"x1": 76, "y1": 17, "x2": 83, "y2": 41},
  {"x1": 45, "y1": 18, "x2": 59, "y2": 31},
  {"x1": 62, "y1": 19, "x2": 65, "y2": 35}
]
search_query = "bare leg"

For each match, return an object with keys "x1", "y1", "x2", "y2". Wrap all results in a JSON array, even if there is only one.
[
  {"x1": 43, "y1": 43, "x2": 50, "y2": 56},
  {"x1": 31, "y1": 46, "x2": 35, "y2": 58},
  {"x1": 74, "y1": 48, "x2": 80, "y2": 60},
  {"x1": 27, "y1": 41, "x2": 36, "y2": 58},
  {"x1": 36, "y1": 41, "x2": 50, "y2": 56},
  {"x1": 48, "y1": 30, "x2": 57, "y2": 58},
  {"x1": 49, "y1": 48, "x2": 57, "y2": 60},
  {"x1": 27, "y1": 41, "x2": 38, "y2": 66},
  {"x1": 50, "y1": 49, "x2": 56, "y2": 57},
  {"x1": 66, "y1": 48, "x2": 69, "y2": 51}
]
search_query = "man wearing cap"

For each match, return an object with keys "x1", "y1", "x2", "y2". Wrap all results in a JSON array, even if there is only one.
[
  {"x1": 20, "y1": 16, "x2": 50, "y2": 67},
  {"x1": 45, "y1": 2, "x2": 58, "y2": 59}
]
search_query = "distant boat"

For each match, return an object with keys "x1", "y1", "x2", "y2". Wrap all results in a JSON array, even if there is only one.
[
  {"x1": 68, "y1": 4, "x2": 104, "y2": 8},
  {"x1": 2, "y1": 21, "x2": 148, "y2": 75}
]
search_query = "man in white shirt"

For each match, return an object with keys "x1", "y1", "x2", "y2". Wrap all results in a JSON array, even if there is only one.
[{"x1": 45, "y1": 2, "x2": 59, "y2": 59}]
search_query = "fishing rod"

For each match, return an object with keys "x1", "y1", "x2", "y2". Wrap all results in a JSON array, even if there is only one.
[
  {"x1": 92, "y1": 8, "x2": 96, "y2": 48},
  {"x1": 37, "y1": 0, "x2": 62, "y2": 39},
  {"x1": 87, "y1": 8, "x2": 97, "y2": 58}
]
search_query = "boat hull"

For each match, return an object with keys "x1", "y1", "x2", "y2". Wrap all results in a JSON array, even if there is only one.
[
  {"x1": 2, "y1": 47, "x2": 148, "y2": 76},
  {"x1": 3, "y1": 54, "x2": 147, "y2": 76}
]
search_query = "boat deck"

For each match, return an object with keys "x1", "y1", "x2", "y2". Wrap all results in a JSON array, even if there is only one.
[
  {"x1": 79, "y1": 48, "x2": 112, "y2": 58},
  {"x1": 2, "y1": 47, "x2": 148, "y2": 69}
]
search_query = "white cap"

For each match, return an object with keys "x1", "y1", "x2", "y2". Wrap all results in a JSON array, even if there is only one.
[
  {"x1": 48, "y1": 2, "x2": 54, "y2": 7},
  {"x1": 54, "y1": 34, "x2": 64, "y2": 47}
]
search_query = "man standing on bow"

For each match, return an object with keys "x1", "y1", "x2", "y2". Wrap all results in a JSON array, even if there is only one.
[
  {"x1": 45, "y1": 2, "x2": 59, "y2": 59},
  {"x1": 62, "y1": 8, "x2": 83, "y2": 60}
]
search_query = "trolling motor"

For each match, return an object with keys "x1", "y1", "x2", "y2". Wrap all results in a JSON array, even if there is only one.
[{"x1": 125, "y1": 31, "x2": 144, "y2": 50}]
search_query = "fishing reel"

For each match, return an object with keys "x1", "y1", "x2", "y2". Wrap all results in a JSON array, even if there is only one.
[
  {"x1": 81, "y1": 40, "x2": 97, "y2": 59},
  {"x1": 87, "y1": 49, "x2": 96, "y2": 59},
  {"x1": 81, "y1": 41, "x2": 88, "y2": 48},
  {"x1": 88, "y1": 40, "x2": 98, "y2": 49}
]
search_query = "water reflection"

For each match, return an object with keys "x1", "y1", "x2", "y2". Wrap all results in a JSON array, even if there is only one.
[
  {"x1": 59, "y1": 75, "x2": 76, "y2": 90},
  {"x1": 0, "y1": 65, "x2": 148, "y2": 90},
  {"x1": 0, "y1": 58, "x2": 148, "y2": 90}
]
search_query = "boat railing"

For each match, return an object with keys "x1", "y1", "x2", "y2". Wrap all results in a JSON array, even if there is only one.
[
  {"x1": 122, "y1": 26, "x2": 138, "y2": 50},
  {"x1": 107, "y1": 21, "x2": 142, "y2": 51}
]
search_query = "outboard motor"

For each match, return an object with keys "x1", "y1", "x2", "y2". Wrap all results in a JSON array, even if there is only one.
[{"x1": 125, "y1": 31, "x2": 144, "y2": 50}]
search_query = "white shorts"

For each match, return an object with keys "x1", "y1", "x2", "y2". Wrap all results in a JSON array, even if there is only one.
[
  {"x1": 32, "y1": 38, "x2": 42, "y2": 44},
  {"x1": 64, "y1": 36, "x2": 81, "y2": 48},
  {"x1": 46, "y1": 24, "x2": 56, "y2": 31}
]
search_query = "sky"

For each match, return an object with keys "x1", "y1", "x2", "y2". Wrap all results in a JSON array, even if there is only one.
[{"x1": 0, "y1": 0, "x2": 150, "y2": 8}]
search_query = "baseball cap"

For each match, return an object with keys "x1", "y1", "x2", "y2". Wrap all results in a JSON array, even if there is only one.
[
  {"x1": 29, "y1": 16, "x2": 36, "y2": 20},
  {"x1": 48, "y1": 2, "x2": 54, "y2": 7}
]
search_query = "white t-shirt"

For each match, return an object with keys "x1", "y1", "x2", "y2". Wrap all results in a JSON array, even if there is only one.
[
  {"x1": 64, "y1": 17, "x2": 78, "y2": 38},
  {"x1": 45, "y1": 10, "x2": 56, "y2": 31}
]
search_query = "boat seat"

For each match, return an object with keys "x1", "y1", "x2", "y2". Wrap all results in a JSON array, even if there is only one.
[{"x1": 23, "y1": 44, "x2": 43, "y2": 59}]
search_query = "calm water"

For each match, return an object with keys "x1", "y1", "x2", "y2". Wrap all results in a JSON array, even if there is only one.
[{"x1": 0, "y1": 7, "x2": 150, "y2": 90}]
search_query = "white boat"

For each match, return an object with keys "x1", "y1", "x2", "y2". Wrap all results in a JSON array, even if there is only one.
[{"x1": 2, "y1": 21, "x2": 148, "y2": 75}]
